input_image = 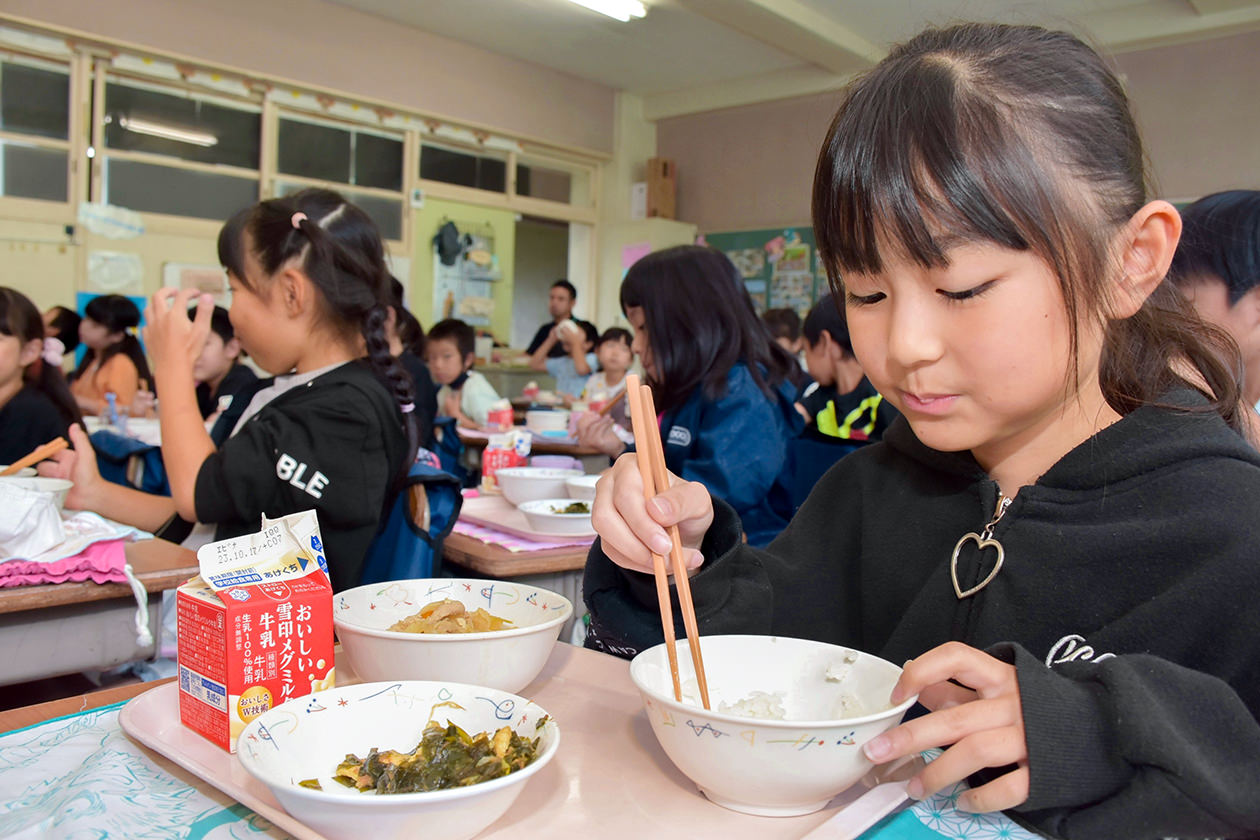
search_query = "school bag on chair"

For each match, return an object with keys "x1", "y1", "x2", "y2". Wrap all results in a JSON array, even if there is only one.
[
  {"x1": 359, "y1": 460, "x2": 464, "y2": 584},
  {"x1": 428, "y1": 415, "x2": 470, "y2": 487}
]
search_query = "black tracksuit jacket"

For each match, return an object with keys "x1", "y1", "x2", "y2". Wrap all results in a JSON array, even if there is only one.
[
  {"x1": 584, "y1": 391, "x2": 1260, "y2": 838},
  {"x1": 194, "y1": 361, "x2": 406, "y2": 592}
]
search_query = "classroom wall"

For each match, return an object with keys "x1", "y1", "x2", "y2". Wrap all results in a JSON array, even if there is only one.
[
  {"x1": 512, "y1": 219, "x2": 568, "y2": 349},
  {"x1": 657, "y1": 30, "x2": 1260, "y2": 232},
  {"x1": 0, "y1": 0, "x2": 616, "y2": 154}
]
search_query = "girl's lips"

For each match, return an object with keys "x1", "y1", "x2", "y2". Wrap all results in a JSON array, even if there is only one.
[{"x1": 900, "y1": 391, "x2": 958, "y2": 414}]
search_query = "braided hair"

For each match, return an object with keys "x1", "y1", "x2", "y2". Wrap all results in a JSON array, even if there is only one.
[{"x1": 216, "y1": 188, "x2": 419, "y2": 481}]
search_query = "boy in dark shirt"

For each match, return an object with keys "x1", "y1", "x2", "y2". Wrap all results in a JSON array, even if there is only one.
[{"x1": 797, "y1": 294, "x2": 898, "y2": 443}]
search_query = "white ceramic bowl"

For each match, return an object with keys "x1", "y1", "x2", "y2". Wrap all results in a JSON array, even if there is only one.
[
  {"x1": 0, "y1": 465, "x2": 37, "y2": 478},
  {"x1": 0, "y1": 476, "x2": 72, "y2": 510},
  {"x1": 334, "y1": 578, "x2": 573, "y2": 693},
  {"x1": 237, "y1": 680, "x2": 560, "y2": 840},
  {"x1": 563, "y1": 474, "x2": 600, "y2": 502},
  {"x1": 494, "y1": 466, "x2": 583, "y2": 506},
  {"x1": 629, "y1": 634, "x2": 917, "y2": 817},
  {"x1": 516, "y1": 498, "x2": 593, "y2": 536},
  {"x1": 524, "y1": 409, "x2": 569, "y2": 434}
]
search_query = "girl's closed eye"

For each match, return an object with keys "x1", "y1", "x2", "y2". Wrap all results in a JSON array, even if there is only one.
[
  {"x1": 939, "y1": 279, "x2": 1000, "y2": 302},
  {"x1": 845, "y1": 289, "x2": 886, "y2": 307}
]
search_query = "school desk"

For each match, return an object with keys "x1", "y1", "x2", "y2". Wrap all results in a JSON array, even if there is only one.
[
  {"x1": 0, "y1": 538, "x2": 196, "y2": 686},
  {"x1": 458, "y1": 427, "x2": 610, "y2": 473},
  {"x1": 0, "y1": 642, "x2": 1040, "y2": 839}
]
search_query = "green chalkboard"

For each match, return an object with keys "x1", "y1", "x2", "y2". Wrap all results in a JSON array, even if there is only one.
[{"x1": 704, "y1": 226, "x2": 829, "y2": 316}]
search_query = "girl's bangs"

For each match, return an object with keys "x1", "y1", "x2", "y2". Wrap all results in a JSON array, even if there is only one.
[{"x1": 814, "y1": 60, "x2": 1042, "y2": 281}]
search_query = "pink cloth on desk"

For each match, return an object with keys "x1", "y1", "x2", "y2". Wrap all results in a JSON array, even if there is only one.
[
  {"x1": 0, "y1": 538, "x2": 129, "y2": 587},
  {"x1": 452, "y1": 520, "x2": 591, "y2": 552}
]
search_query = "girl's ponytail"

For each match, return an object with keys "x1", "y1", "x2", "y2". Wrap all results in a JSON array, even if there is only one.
[{"x1": 362, "y1": 303, "x2": 420, "y2": 479}]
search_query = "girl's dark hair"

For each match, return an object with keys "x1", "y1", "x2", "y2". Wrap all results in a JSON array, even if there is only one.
[
  {"x1": 1170, "y1": 190, "x2": 1260, "y2": 305},
  {"x1": 802, "y1": 293, "x2": 852, "y2": 356},
  {"x1": 217, "y1": 188, "x2": 418, "y2": 475},
  {"x1": 0, "y1": 288, "x2": 83, "y2": 429},
  {"x1": 45, "y1": 305, "x2": 81, "y2": 353},
  {"x1": 74, "y1": 294, "x2": 153, "y2": 388},
  {"x1": 386, "y1": 276, "x2": 426, "y2": 357},
  {"x1": 812, "y1": 22, "x2": 1244, "y2": 432},
  {"x1": 620, "y1": 245, "x2": 804, "y2": 413},
  {"x1": 598, "y1": 327, "x2": 633, "y2": 349}
]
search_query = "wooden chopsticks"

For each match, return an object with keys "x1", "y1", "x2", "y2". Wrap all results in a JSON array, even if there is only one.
[
  {"x1": 596, "y1": 387, "x2": 627, "y2": 417},
  {"x1": 624, "y1": 373, "x2": 710, "y2": 709},
  {"x1": 1, "y1": 436, "x2": 69, "y2": 476}
]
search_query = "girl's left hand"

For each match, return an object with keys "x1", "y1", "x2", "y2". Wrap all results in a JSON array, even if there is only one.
[
  {"x1": 862, "y1": 642, "x2": 1029, "y2": 813},
  {"x1": 143, "y1": 288, "x2": 214, "y2": 377}
]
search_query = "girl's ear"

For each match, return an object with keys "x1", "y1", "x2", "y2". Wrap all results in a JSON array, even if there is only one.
[
  {"x1": 276, "y1": 267, "x2": 310, "y2": 318},
  {"x1": 821, "y1": 331, "x2": 844, "y2": 361},
  {"x1": 1108, "y1": 199, "x2": 1182, "y2": 319},
  {"x1": 19, "y1": 338, "x2": 42, "y2": 367},
  {"x1": 224, "y1": 336, "x2": 243, "y2": 362}
]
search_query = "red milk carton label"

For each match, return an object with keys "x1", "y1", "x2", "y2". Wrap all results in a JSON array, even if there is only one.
[
  {"x1": 481, "y1": 430, "x2": 530, "y2": 493},
  {"x1": 177, "y1": 510, "x2": 335, "y2": 752}
]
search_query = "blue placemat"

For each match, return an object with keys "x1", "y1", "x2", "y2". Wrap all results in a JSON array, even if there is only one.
[{"x1": 0, "y1": 701, "x2": 290, "y2": 839}]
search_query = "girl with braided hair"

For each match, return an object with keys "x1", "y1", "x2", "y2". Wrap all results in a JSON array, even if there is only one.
[{"x1": 42, "y1": 189, "x2": 414, "y2": 590}]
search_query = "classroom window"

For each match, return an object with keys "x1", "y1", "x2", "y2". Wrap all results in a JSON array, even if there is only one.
[
  {"x1": 275, "y1": 180, "x2": 403, "y2": 242},
  {"x1": 420, "y1": 144, "x2": 506, "y2": 193},
  {"x1": 277, "y1": 116, "x2": 403, "y2": 191},
  {"x1": 0, "y1": 141, "x2": 67, "y2": 201},
  {"x1": 106, "y1": 158, "x2": 258, "y2": 221},
  {"x1": 103, "y1": 81, "x2": 260, "y2": 169},
  {"x1": 516, "y1": 163, "x2": 571, "y2": 203},
  {"x1": 0, "y1": 61, "x2": 70, "y2": 140}
]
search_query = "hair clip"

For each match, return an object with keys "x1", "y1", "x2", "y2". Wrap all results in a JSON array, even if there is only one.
[
  {"x1": 400, "y1": 402, "x2": 416, "y2": 414},
  {"x1": 291, "y1": 212, "x2": 308, "y2": 229}
]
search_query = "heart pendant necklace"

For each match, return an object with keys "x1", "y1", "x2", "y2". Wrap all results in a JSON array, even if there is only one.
[{"x1": 951, "y1": 494, "x2": 1012, "y2": 599}]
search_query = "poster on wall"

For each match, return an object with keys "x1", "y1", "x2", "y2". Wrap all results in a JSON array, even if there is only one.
[
  {"x1": 163, "y1": 263, "x2": 229, "y2": 306},
  {"x1": 704, "y1": 227, "x2": 825, "y2": 316},
  {"x1": 431, "y1": 219, "x2": 500, "y2": 327}
]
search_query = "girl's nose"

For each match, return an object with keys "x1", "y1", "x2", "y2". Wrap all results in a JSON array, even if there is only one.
[{"x1": 884, "y1": 296, "x2": 943, "y2": 371}]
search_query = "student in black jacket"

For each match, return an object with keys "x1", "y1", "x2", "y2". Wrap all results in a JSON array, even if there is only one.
[
  {"x1": 582, "y1": 23, "x2": 1260, "y2": 839},
  {"x1": 44, "y1": 189, "x2": 416, "y2": 591}
]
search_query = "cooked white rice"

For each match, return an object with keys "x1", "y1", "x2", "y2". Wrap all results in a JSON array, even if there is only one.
[{"x1": 718, "y1": 690, "x2": 786, "y2": 720}]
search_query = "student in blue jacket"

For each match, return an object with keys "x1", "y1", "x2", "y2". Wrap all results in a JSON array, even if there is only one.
[{"x1": 576, "y1": 245, "x2": 804, "y2": 546}]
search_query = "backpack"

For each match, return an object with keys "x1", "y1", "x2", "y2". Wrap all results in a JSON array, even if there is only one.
[
  {"x1": 359, "y1": 461, "x2": 464, "y2": 584},
  {"x1": 429, "y1": 415, "x2": 470, "y2": 487}
]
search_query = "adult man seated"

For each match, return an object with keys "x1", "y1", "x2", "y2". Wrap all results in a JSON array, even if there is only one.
[{"x1": 526, "y1": 279, "x2": 597, "y2": 364}]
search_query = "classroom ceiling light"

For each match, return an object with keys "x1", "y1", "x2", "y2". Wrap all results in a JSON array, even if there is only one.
[
  {"x1": 564, "y1": 0, "x2": 646, "y2": 23},
  {"x1": 118, "y1": 115, "x2": 218, "y2": 148}
]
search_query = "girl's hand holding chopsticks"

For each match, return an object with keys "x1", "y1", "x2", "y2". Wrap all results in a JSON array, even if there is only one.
[{"x1": 590, "y1": 452, "x2": 714, "y2": 576}]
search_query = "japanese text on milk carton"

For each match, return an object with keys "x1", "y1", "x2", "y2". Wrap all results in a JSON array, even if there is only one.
[{"x1": 176, "y1": 510, "x2": 335, "y2": 752}]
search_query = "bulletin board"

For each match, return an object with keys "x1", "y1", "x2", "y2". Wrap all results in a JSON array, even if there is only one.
[{"x1": 703, "y1": 226, "x2": 829, "y2": 316}]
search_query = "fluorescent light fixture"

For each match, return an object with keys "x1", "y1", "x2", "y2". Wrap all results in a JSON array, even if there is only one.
[
  {"x1": 564, "y1": 0, "x2": 646, "y2": 22},
  {"x1": 118, "y1": 115, "x2": 218, "y2": 148}
]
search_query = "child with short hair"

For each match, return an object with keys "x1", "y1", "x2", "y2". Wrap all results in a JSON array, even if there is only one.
[
  {"x1": 580, "y1": 327, "x2": 633, "y2": 428},
  {"x1": 0, "y1": 287, "x2": 82, "y2": 464},
  {"x1": 43, "y1": 189, "x2": 416, "y2": 591},
  {"x1": 69, "y1": 294, "x2": 152, "y2": 417},
  {"x1": 797, "y1": 293, "x2": 898, "y2": 443},
  {"x1": 42, "y1": 305, "x2": 81, "y2": 354},
  {"x1": 762, "y1": 307, "x2": 803, "y2": 355},
  {"x1": 583, "y1": 23, "x2": 1260, "y2": 833},
  {"x1": 191, "y1": 304, "x2": 261, "y2": 447},
  {"x1": 427, "y1": 318, "x2": 501, "y2": 428}
]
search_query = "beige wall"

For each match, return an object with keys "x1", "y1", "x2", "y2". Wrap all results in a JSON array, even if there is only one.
[
  {"x1": 0, "y1": 0, "x2": 616, "y2": 153},
  {"x1": 657, "y1": 31, "x2": 1260, "y2": 232}
]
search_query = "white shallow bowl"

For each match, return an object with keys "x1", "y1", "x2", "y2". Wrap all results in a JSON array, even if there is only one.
[
  {"x1": 516, "y1": 498, "x2": 593, "y2": 536},
  {"x1": 494, "y1": 466, "x2": 583, "y2": 506},
  {"x1": 0, "y1": 465, "x2": 37, "y2": 477},
  {"x1": 563, "y1": 474, "x2": 600, "y2": 502},
  {"x1": 237, "y1": 680, "x2": 560, "y2": 840},
  {"x1": 334, "y1": 578, "x2": 573, "y2": 693},
  {"x1": 630, "y1": 635, "x2": 917, "y2": 817},
  {"x1": 524, "y1": 408, "x2": 569, "y2": 434},
  {"x1": 0, "y1": 476, "x2": 72, "y2": 510}
]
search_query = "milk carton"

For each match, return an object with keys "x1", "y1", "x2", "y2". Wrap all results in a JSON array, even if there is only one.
[{"x1": 176, "y1": 510, "x2": 335, "y2": 752}]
